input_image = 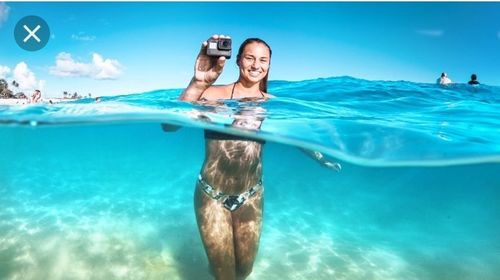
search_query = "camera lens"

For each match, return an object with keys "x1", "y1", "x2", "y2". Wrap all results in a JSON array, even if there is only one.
[{"x1": 217, "y1": 39, "x2": 231, "y2": 51}]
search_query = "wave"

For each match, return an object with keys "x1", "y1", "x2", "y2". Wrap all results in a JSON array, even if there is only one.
[{"x1": 1, "y1": 76, "x2": 499, "y2": 166}]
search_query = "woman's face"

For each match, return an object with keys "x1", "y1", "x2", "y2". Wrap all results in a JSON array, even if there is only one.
[{"x1": 238, "y1": 42, "x2": 271, "y2": 84}]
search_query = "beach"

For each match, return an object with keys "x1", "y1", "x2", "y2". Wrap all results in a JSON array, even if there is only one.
[{"x1": 0, "y1": 98, "x2": 71, "y2": 106}]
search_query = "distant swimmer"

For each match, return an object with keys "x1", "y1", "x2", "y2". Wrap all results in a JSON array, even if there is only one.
[
  {"x1": 468, "y1": 74, "x2": 480, "y2": 85},
  {"x1": 437, "y1": 72, "x2": 452, "y2": 85},
  {"x1": 30, "y1": 89, "x2": 42, "y2": 103}
]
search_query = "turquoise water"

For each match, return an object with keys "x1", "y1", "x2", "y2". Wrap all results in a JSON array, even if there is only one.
[{"x1": 1, "y1": 77, "x2": 499, "y2": 279}]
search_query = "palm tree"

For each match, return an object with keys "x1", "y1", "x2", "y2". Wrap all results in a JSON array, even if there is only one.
[
  {"x1": 0, "y1": 79, "x2": 13, "y2": 98},
  {"x1": 63, "y1": 91, "x2": 68, "y2": 98},
  {"x1": 11, "y1": 81, "x2": 20, "y2": 98},
  {"x1": 0, "y1": 79, "x2": 7, "y2": 91}
]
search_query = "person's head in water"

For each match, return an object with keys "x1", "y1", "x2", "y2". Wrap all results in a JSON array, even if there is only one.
[
  {"x1": 468, "y1": 73, "x2": 480, "y2": 85},
  {"x1": 236, "y1": 38, "x2": 272, "y2": 93}
]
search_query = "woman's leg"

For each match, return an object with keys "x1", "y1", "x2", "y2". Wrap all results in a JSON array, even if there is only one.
[
  {"x1": 194, "y1": 184, "x2": 236, "y2": 280},
  {"x1": 232, "y1": 193, "x2": 263, "y2": 279}
]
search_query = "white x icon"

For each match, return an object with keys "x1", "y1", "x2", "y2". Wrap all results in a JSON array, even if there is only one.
[{"x1": 23, "y1": 25, "x2": 41, "y2": 43}]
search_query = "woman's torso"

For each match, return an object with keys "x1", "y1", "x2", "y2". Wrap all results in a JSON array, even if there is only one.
[
  {"x1": 199, "y1": 83, "x2": 266, "y2": 193},
  {"x1": 201, "y1": 136, "x2": 263, "y2": 193}
]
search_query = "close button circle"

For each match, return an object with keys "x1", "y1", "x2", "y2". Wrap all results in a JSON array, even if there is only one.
[{"x1": 14, "y1": 15, "x2": 50, "y2": 52}]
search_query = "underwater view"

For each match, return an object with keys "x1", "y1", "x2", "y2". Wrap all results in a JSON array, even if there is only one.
[
  {"x1": 1, "y1": 77, "x2": 499, "y2": 279},
  {"x1": 2, "y1": 1, "x2": 500, "y2": 279}
]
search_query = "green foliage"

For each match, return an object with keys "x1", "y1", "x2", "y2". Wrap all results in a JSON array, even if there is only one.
[{"x1": 0, "y1": 79, "x2": 14, "y2": 98}]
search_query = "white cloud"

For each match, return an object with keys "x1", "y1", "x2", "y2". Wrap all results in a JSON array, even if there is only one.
[
  {"x1": 0, "y1": 65, "x2": 10, "y2": 79},
  {"x1": 91, "y1": 53, "x2": 122, "y2": 79},
  {"x1": 416, "y1": 29, "x2": 444, "y2": 37},
  {"x1": 0, "y1": 2, "x2": 10, "y2": 26},
  {"x1": 50, "y1": 52, "x2": 92, "y2": 77},
  {"x1": 13, "y1": 62, "x2": 44, "y2": 91},
  {"x1": 38, "y1": 79, "x2": 46, "y2": 92},
  {"x1": 71, "y1": 33, "x2": 96, "y2": 41},
  {"x1": 50, "y1": 52, "x2": 123, "y2": 80}
]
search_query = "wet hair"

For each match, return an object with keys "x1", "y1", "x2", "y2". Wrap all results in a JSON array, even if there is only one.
[
  {"x1": 471, "y1": 74, "x2": 477, "y2": 81},
  {"x1": 441, "y1": 72, "x2": 447, "y2": 78},
  {"x1": 236, "y1": 38, "x2": 272, "y2": 93}
]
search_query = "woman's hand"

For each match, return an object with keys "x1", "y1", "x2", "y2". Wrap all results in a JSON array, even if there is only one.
[
  {"x1": 322, "y1": 161, "x2": 342, "y2": 172},
  {"x1": 180, "y1": 34, "x2": 229, "y2": 101},
  {"x1": 193, "y1": 34, "x2": 229, "y2": 87},
  {"x1": 301, "y1": 149, "x2": 342, "y2": 172}
]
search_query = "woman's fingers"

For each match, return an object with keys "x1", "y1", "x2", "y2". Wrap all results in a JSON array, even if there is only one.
[
  {"x1": 195, "y1": 35, "x2": 228, "y2": 77},
  {"x1": 214, "y1": 56, "x2": 226, "y2": 74},
  {"x1": 197, "y1": 40, "x2": 208, "y2": 57},
  {"x1": 325, "y1": 162, "x2": 342, "y2": 172}
]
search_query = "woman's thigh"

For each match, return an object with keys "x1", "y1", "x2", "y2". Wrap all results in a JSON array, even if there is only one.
[
  {"x1": 232, "y1": 193, "x2": 263, "y2": 277},
  {"x1": 194, "y1": 185, "x2": 236, "y2": 278}
]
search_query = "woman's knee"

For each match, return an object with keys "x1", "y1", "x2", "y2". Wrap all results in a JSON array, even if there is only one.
[{"x1": 236, "y1": 261, "x2": 254, "y2": 279}]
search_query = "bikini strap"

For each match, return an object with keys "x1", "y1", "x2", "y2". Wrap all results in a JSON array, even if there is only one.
[
  {"x1": 230, "y1": 83, "x2": 236, "y2": 99},
  {"x1": 232, "y1": 82, "x2": 266, "y2": 99}
]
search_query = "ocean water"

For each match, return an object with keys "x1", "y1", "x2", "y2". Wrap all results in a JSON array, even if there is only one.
[{"x1": 0, "y1": 77, "x2": 499, "y2": 280}]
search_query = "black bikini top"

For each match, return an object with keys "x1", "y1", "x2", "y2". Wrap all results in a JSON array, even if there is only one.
[
  {"x1": 230, "y1": 83, "x2": 266, "y2": 99},
  {"x1": 200, "y1": 83, "x2": 266, "y2": 101},
  {"x1": 204, "y1": 83, "x2": 266, "y2": 144},
  {"x1": 204, "y1": 130, "x2": 265, "y2": 144}
]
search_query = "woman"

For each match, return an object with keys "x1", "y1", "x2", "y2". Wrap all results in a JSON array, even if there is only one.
[
  {"x1": 180, "y1": 35, "x2": 271, "y2": 280},
  {"x1": 177, "y1": 35, "x2": 340, "y2": 279}
]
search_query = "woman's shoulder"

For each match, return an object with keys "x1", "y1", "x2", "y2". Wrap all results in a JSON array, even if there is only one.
[{"x1": 200, "y1": 84, "x2": 232, "y2": 100}]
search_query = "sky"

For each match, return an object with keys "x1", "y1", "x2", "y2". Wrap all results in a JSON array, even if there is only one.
[{"x1": 1, "y1": 2, "x2": 500, "y2": 97}]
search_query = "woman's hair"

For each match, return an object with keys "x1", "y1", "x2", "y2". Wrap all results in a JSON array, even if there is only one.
[{"x1": 236, "y1": 38, "x2": 272, "y2": 93}]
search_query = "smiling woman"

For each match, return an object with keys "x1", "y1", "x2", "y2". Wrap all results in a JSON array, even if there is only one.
[
  {"x1": 179, "y1": 35, "x2": 273, "y2": 280},
  {"x1": 180, "y1": 35, "x2": 273, "y2": 101},
  {"x1": 174, "y1": 35, "x2": 343, "y2": 280}
]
